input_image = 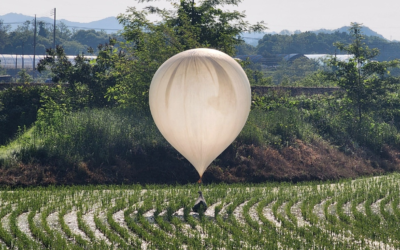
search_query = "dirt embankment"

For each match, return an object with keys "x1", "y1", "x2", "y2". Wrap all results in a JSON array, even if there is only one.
[
  {"x1": 0, "y1": 139, "x2": 399, "y2": 186},
  {"x1": 206, "y1": 140, "x2": 400, "y2": 183}
]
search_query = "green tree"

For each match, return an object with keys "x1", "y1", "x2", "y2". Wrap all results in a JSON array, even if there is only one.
[
  {"x1": 107, "y1": 0, "x2": 266, "y2": 108},
  {"x1": 0, "y1": 20, "x2": 10, "y2": 52},
  {"x1": 17, "y1": 69, "x2": 33, "y2": 83},
  {"x1": 235, "y1": 43, "x2": 256, "y2": 55},
  {"x1": 328, "y1": 23, "x2": 400, "y2": 125},
  {"x1": 71, "y1": 29, "x2": 110, "y2": 51},
  {"x1": 38, "y1": 21, "x2": 49, "y2": 37},
  {"x1": 256, "y1": 29, "x2": 400, "y2": 62},
  {"x1": 60, "y1": 40, "x2": 87, "y2": 55},
  {"x1": 245, "y1": 68, "x2": 272, "y2": 86},
  {"x1": 37, "y1": 38, "x2": 125, "y2": 108},
  {"x1": 56, "y1": 21, "x2": 72, "y2": 41},
  {"x1": 10, "y1": 21, "x2": 33, "y2": 55},
  {"x1": 0, "y1": 86, "x2": 42, "y2": 145}
]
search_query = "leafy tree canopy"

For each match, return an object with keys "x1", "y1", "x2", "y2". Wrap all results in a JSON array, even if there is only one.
[
  {"x1": 32, "y1": 0, "x2": 266, "y2": 111},
  {"x1": 256, "y1": 29, "x2": 400, "y2": 61},
  {"x1": 327, "y1": 23, "x2": 400, "y2": 125},
  {"x1": 105, "y1": 0, "x2": 266, "y2": 108},
  {"x1": 37, "y1": 38, "x2": 125, "y2": 108},
  {"x1": 119, "y1": 0, "x2": 265, "y2": 55},
  {"x1": 0, "y1": 20, "x2": 118, "y2": 55}
]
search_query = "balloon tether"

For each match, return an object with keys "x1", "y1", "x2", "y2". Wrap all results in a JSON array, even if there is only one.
[{"x1": 197, "y1": 175, "x2": 203, "y2": 190}]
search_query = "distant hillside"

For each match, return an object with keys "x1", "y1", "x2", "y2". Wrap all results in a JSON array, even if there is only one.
[
  {"x1": 312, "y1": 26, "x2": 386, "y2": 40},
  {"x1": 1, "y1": 13, "x2": 389, "y2": 42},
  {"x1": 242, "y1": 25, "x2": 388, "y2": 46},
  {"x1": 0, "y1": 13, "x2": 122, "y2": 33}
]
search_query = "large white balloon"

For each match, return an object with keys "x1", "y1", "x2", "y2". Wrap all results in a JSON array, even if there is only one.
[{"x1": 149, "y1": 48, "x2": 251, "y2": 178}]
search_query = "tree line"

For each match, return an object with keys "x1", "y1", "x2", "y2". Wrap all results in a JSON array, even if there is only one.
[
  {"x1": 239, "y1": 30, "x2": 400, "y2": 62},
  {"x1": 0, "y1": 19, "x2": 115, "y2": 55}
]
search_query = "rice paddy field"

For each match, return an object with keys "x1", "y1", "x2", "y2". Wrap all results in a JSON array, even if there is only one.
[{"x1": 0, "y1": 174, "x2": 400, "y2": 249}]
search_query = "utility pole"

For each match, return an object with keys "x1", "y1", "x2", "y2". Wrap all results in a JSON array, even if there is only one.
[
  {"x1": 22, "y1": 43, "x2": 24, "y2": 69},
  {"x1": 53, "y1": 8, "x2": 56, "y2": 50},
  {"x1": 33, "y1": 15, "x2": 37, "y2": 70}
]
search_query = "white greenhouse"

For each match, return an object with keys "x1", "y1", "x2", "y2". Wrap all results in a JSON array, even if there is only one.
[
  {"x1": 0, "y1": 54, "x2": 97, "y2": 70},
  {"x1": 304, "y1": 54, "x2": 354, "y2": 62}
]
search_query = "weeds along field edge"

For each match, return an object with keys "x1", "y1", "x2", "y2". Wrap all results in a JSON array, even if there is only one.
[
  {"x1": 1, "y1": 106, "x2": 398, "y2": 186},
  {"x1": 0, "y1": 174, "x2": 398, "y2": 249}
]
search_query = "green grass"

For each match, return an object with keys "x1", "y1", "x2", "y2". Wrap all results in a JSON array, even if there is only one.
[
  {"x1": 1, "y1": 106, "x2": 317, "y2": 168},
  {"x1": 0, "y1": 108, "x2": 167, "y2": 168},
  {"x1": 1, "y1": 95, "x2": 400, "y2": 184},
  {"x1": 0, "y1": 126, "x2": 38, "y2": 166}
]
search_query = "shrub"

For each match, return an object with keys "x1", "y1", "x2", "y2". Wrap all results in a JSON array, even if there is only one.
[{"x1": 0, "y1": 86, "x2": 42, "y2": 145}]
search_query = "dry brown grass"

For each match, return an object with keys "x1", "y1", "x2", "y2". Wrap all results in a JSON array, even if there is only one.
[
  {"x1": 205, "y1": 139, "x2": 394, "y2": 183},
  {"x1": 0, "y1": 139, "x2": 399, "y2": 186}
]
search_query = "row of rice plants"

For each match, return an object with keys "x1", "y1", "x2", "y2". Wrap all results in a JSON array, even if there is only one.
[{"x1": 0, "y1": 175, "x2": 398, "y2": 249}]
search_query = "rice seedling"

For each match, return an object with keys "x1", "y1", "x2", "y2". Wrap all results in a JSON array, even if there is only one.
[{"x1": 0, "y1": 174, "x2": 396, "y2": 249}]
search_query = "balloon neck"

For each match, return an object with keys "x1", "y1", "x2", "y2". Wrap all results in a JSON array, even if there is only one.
[{"x1": 197, "y1": 176, "x2": 203, "y2": 184}]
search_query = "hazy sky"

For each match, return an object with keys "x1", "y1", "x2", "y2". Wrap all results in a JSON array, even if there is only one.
[{"x1": 2, "y1": 0, "x2": 400, "y2": 40}]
